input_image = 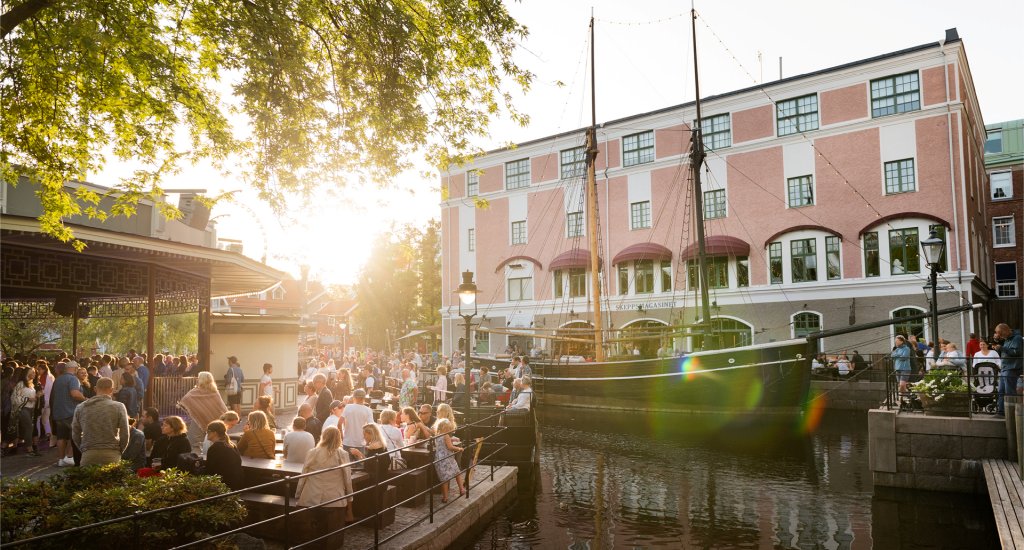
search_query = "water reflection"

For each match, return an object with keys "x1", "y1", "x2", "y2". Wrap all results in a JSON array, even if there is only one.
[{"x1": 469, "y1": 408, "x2": 996, "y2": 549}]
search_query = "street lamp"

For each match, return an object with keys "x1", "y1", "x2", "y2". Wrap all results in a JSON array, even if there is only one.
[
  {"x1": 456, "y1": 270, "x2": 477, "y2": 417},
  {"x1": 339, "y1": 322, "x2": 348, "y2": 357},
  {"x1": 920, "y1": 230, "x2": 945, "y2": 363}
]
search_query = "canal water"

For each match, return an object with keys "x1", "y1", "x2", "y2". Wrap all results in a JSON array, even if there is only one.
[{"x1": 468, "y1": 407, "x2": 997, "y2": 549}]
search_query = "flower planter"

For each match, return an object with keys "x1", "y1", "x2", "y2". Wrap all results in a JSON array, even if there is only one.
[{"x1": 918, "y1": 393, "x2": 971, "y2": 417}]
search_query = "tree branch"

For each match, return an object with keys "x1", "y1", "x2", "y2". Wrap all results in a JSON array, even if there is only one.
[{"x1": 1, "y1": 0, "x2": 55, "y2": 39}]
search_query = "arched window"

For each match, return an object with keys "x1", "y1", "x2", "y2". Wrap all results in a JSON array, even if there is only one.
[
  {"x1": 892, "y1": 307, "x2": 926, "y2": 340},
  {"x1": 691, "y1": 317, "x2": 753, "y2": 350},
  {"x1": 792, "y1": 311, "x2": 823, "y2": 352},
  {"x1": 620, "y1": 319, "x2": 670, "y2": 358},
  {"x1": 555, "y1": 321, "x2": 594, "y2": 358}
]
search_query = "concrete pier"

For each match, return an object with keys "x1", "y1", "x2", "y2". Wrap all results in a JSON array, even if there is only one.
[{"x1": 809, "y1": 379, "x2": 886, "y2": 410}]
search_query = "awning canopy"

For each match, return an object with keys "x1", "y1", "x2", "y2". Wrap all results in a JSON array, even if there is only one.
[
  {"x1": 550, "y1": 249, "x2": 601, "y2": 270},
  {"x1": 679, "y1": 235, "x2": 750, "y2": 262},
  {"x1": 612, "y1": 243, "x2": 673, "y2": 265},
  {"x1": 395, "y1": 325, "x2": 441, "y2": 341}
]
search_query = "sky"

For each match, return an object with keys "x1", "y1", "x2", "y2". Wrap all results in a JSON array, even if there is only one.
[{"x1": 94, "y1": 0, "x2": 1024, "y2": 287}]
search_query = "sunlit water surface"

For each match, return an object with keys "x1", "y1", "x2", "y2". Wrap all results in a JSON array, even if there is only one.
[{"x1": 467, "y1": 408, "x2": 997, "y2": 549}]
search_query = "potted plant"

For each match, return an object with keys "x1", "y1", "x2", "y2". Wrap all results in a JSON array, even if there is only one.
[{"x1": 911, "y1": 369, "x2": 970, "y2": 417}]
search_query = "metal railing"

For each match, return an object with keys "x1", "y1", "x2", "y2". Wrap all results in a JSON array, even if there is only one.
[
  {"x1": 881, "y1": 357, "x2": 1009, "y2": 417},
  {"x1": 0, "y1": 409, "x2": 522, "y2": 549},
  {"x1": 150, "y1": 376, "x2": 197, "y2": 419}
]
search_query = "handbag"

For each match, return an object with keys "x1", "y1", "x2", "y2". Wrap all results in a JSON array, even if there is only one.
[
  {"x1": 388, "y1": 453, "x2": 407, "y2": 471},
  {"x1": 177, "y1": 452, "x2": 205, "y2": 474},
  {"x1": 226, "y1": 368, "x2": 240, "y2": 396}
]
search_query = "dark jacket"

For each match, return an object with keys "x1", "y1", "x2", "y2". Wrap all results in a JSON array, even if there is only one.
[
  {"x1": 314, "y1": 386, "x2": 334, "y2": 423},
  {"x1": 1001, "y1": 330, "x2": 1023, "y2": 372},
  {"x1": 452, "y1": 383, "x2": 470, "y2": 409},
  {"x1": 122, "y1": 427, "x2": 146, "y2": 470},
  {"x1": 152, "y1": 433, "x2": 191, "y2": 470},
  {"x1": 116, "y1": 387, "x2": 139, "y2": 417},
  {"x1": 303, "y1": 415, "x2": 323, "y2": 443},
  {"x1": 205, "y1": 440, "x2": 243, "y2": 490}
]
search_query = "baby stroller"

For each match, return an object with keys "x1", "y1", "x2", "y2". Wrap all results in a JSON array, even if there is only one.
[{"x1": 971, "y1": 361, "x2": 1000, "y2": 413}]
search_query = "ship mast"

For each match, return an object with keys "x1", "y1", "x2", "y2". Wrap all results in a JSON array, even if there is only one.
[
  {"x1": 689, "y1": 6, "x2": 716, "y2": 350},
  {"x1": 586, "y1": 16, "x2": 606, "y2": 361}
]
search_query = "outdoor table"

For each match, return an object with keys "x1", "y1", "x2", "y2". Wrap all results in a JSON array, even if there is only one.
[
  {"x1": 400, "y1": 446, "x2": 432, "y2": 470},
  {"x1": 240, "y1": 456, "x2": 369, "y2": 493}
]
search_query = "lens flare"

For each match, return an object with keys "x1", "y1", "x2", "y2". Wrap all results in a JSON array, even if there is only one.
[
  {"x1": 678, "y1": 356, "x2": 701, "y2": 382},
  {"x1": 800, "y1": 391, "x2": 827, "y2": 433}
]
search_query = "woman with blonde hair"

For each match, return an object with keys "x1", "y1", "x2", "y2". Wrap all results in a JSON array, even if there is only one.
[
  {"x1": 178, "y1": 371, "x2": 228, "y2": 453},
  {"x1": 296, "y1": 426, "x2": 354, "y2": 546},
  {"x1": 253, "y1": 395, "x2": 277, "y2": 430},
  {"x1": 236, "y1": 410, "x2": 276, "y2": 459},
  {"x1": 433, "y1": 403, "x2": 457, "y2": 431}
]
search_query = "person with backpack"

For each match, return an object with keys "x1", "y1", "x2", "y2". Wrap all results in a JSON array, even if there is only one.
[{"x1": 224, "y1": 356, "x2": 244, "y2": 415}]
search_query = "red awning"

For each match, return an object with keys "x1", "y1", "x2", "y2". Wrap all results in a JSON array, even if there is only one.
[
  {"x1": 679, "y1": 235, "x2": 750, "y2": 262},
  {"x1": 550, "y1": 249, "x2": 601, "y2": 270},
  {"x1": 612, "y1": 243, "x2": 673, "y2": 265}
]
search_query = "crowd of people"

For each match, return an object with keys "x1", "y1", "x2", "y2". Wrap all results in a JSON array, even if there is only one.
[{"x1": 890, "y1": 323, "x2": 1022, "y2": 415}]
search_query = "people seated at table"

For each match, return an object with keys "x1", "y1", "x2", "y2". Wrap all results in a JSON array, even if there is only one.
[
  {"x1": 377, "y1": 409, "x2": 405, "y2": 450},
  {"x1": 360, "y1": 423, "x2": 391, "y2": 484},
  {"x1": 452, "y1": 373, "x2": 469, "y2": 409},
  {"x1": 253, "y1": 395, "x2": 277, "y2": 430},
  {"x1": 403, "y1": 406, "x2": 433, "y2": 445},
  {"x1": 507, "y1": 376, "x2": 533, "y2": 411},
  {"x1": 835, "y1": 355, "x2": 851, "y2": 377},
  {"x1": 934, "y1": 342, "x2": 967, "y2": 372},
  {"x1": 204, "y1": 420, "x2": 243, "y2": 490},
  {"x1": 237, "y1": 410, "x2": 276, "y2": 459},
  {"x1": 150, "y1": 415, "x2": 191, "y2": 470},
  {"x1": 203, "y1": 410, "x2": 241, "y2": 456},
  {"x1": 284, "y1": 416, "x2": 316, "y2": 463},
  {"x1": 295, "y1": 426, "x2": 355, "y2": 542},
  {"x1": 478, "y1": 381, "x2": 496, "y2": 405},
  {"x1": 122, "y1": 417, "x2": 146, "y2": 471},
  {"x1": 434, "y1": 403, "x2": 457, "y2": 431},
  {"x1": 433, "y1": 419, "x2": 465, "y2": 503}
]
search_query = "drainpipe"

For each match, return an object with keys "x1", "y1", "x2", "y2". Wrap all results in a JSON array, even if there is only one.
[{"x1": 940, "y1": 40, "x2": 970, "y2": 343}]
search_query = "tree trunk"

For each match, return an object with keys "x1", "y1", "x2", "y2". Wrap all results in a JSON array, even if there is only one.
[{"x1": 1, "y1": 0, "x2": 55, "y2": 39}]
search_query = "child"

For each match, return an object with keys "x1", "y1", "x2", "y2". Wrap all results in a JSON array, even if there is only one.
[{"x1": 433, "y1": 419, "x2": 465, "y2": 503}]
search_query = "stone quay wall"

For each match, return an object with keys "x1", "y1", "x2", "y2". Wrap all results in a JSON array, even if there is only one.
[
  {"x1": 809, "y1": 380, "x2": 886, "y2": 410},
  {"x1": 869, "y1": 409, "x2": 1008, "y2": 493}
]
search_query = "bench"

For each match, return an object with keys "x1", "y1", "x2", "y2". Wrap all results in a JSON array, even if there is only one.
[
  {"x1": 351, "y1": 483, "x2": 398, "y2": 528},
  {"x1": 982, "y1": 458, "x2": 1024, "y2": 549},
  {"x1": 240, "y1": 493, "x2": 331, "y2": 543},
  {"x1": 389, "y1": 467, "x2": 428, "y2": 506}
]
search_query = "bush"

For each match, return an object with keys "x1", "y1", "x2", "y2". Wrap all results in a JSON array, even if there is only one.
[
  {"x1": 1, "y1": 462, "x2": 246, "y2": 548},
  {"x1": 911, "y1": 369, "x2": 969, "y2": 400}
]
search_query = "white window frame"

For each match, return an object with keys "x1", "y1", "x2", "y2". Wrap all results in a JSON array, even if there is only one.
[
  {"x1": 698, "y1": 113, "x2": 731, "y2": 150},
  {"x1": 630, "y1": 201, "x2": 652, "y2": 230},
  {"x1": 467, "y1": 228, "x2": 475, "y2": 251},
  {"x1": 776, "y1": 93, "x2": 819, "y2": 136},
  {"x1": 993, "y1": 216, "x2": 1016, "y2": 247},
  {"x1": 995, "y1": 262, "x2": 1019, "y2": 298},
  {"x1": 511, "y1": 220, "x2": 527, "y2": 245},
  {"x1": 466, "y1": 171, "x2": 479, "y2": 197},
  {"x1": 884, "y1": 158, "x2": 917, "y2": 195},
  {"x1": 704, "y1": 189, "x2": 726, "y2": 219},
  {"x1": 991, "y1": 171, "x2": 1013, "y2": 200},
  {"x1": 566, "y1": 211, "x2": 584, "y2": 238},
  {"x1": 622, "y1": 131, "x2": 655, "y2": 167},
  {"x1": 507, "y1": 277, "x2": 533, "y2": 301},
  {"x1": 786, "y1": 175, "x2": 815, "y2": 207},
  {"x1": 560, "y1": 146, "x2": 586, "y2": 180},
  {"x1": 504, "y1": 158, "x2": 530, "y2": 190}
]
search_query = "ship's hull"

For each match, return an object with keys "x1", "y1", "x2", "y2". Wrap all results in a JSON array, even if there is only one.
[{"x1": 474, "y1": 339, "x2": 813, "y2": 416}]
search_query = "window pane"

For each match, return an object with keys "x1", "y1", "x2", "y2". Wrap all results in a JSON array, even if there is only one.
[
  {"x1": 826, "y1": 236, "x2": 841, "y2": 280},
  {"x1": 777, "y1": 94, "x2": 818, "y2": 136},
  {"x1": 660, "y1": 262, "x2": 672, "y2": 292},
  {"x1": 884, "y1": 158, "x2": 916, "y2": 194},
  {"x1": 569, "y1": 269, "x2": 587, "y2": 297},
  {"x1": 871, "y1": 72, "x2": 921, "y2": 118},
  {"x1": 793, "y1": 312, "x2": 822, "y2": 338},
  {"x1": 791, "y1": 238, "x2": 818, "y2": 283},
  {"x1": 511, "y1": 220, "x2": 527, "y2": 245},
  {"x1": 991, "y1": 172, "x2": 1013, "y2": 200},
  {"x1": 995, "y1": 263, "x2": 1018, "y2": 298},
  {"x1": 699, "y1": 113, "x2": 731, "y2": 150},
  {"x1": 704, "y1": 189, "x2": 726, "y2": 219},
  {"x1": 567, "y1": 211, "x2": 584, "y2": 237},
  {"x1": 889, "y1": 228, "x2": 920, "y2": 274},
  {"x1": 618, "y1": 264, "x2": 629, "y2": 295},
  {"x1": 560, "y1": 146, "x2": 586, "y2": 180},
  {"x1": 554, "y1": 270, "x2": 563, "y2": 298},
  {"x1": 993, "y1": 217, "x2": 1016, "y2": 246},
  {"x1": 769, "y1": 242, "x2": 783, "y2": 284},
  {"x1": 630, "y1": 201, "x2": 652, "y2": 229},
  {"x1": 623, "y1": 131, "x2": 655, "y2": 166},
  {"x1": 467, "y1": 228, "x2": 475, "y2": 251},
  {"x1": 737, "y1": 256, "x2": 749, "y2": 287},
  {"x1": 787, "y1": 175, "x2": 814, "y2": 207},
  {"x1": 928, "y1": 225, "x2": 948, "y2": 272},
  {"x1": 893, "y1": 308, "x2": 925, "y2": 340},
  {"x1": 864, "y1": 232, "x2": 880, "y2": 277},
  {"x1": 466, "y1": 171, "x2": 479, "y2": 197},
  {"x1": 635, "y1": 260, "x2": 654, "y2": 293},
  {"x1": 505, "y1": 158, "x2": 530, "y2": 189}
]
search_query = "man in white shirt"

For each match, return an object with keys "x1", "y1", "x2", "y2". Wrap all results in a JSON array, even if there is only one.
[
  {"x1": 507, "y1": 377, "x2": 533, "y2": 411},
  {"x1": 323, "y1": 400, "x2": 344, "y2": 432},
  {"x1": 341, "y1": 389, "x2": 375, "y2": 456},
  {"x1": 283, "y1": 416, "x2": 315, "y2": 463},
  {"x1": 259, "y1": 363, "x2": 274, "y2": 398},
  {"x1": 363, "y1": 366, "x2": 376, "y2": 390}
]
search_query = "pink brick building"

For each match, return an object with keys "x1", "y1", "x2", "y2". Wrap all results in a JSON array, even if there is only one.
[{"x1": 440, "y1": 29, "x2": 995, "y2": 357}]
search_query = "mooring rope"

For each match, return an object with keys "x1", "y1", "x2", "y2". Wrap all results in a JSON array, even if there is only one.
[{"x1": 535, "y1": 357, "x2": 804, "y2": 381}]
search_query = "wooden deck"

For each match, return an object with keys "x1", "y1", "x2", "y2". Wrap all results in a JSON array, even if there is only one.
[{"x1": 983, "y1": 458, "x2": 1024, "y2": 549}]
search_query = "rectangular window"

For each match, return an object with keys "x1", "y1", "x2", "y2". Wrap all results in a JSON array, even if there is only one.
[
  {"x1": 985, "y1": 130, "x2": 1003, "y2": 154},
  {"x1": 825, "y1": 236, "x2": 841, "y2": 280},
  {"x1": 623, "y1": 131, "x2": 655, "y2": 167},
  {"x1": 467, "y1": 228, "x2": 475, "y2": 252},
  {"x1": 566, "y1": 211, "x2": 584, "y2": 238},
  {"x1": 699, "y1": 113, "x2": 731, "y2": 150},
  {"x1": 871, "y1": 72, "x2": 921, "y2": 118},
  {"x1": 777, "y1": 94, "x2": 818, "y2": 136},
  {"x1": 994, "y1": 216, "x2": 1016, "y2": 247},
  {"x1": 995, "y1": 262, "x2": 1019, "y2": 298},
  {"x1": 687, "y1": 258, "x2": 729, "y2": 289},
  {"x1": 560, "y1": 146, "x2": 586, "y2": 180},
  {"x1": 466, "y1": 171, "x2": 479, "y2": 197},
  {"x1": 889, "y1": 228, "x2": 920, "y2": 275},
  {"x1": 791, "y1": 238, "x2": 818, "y2": 283},
  {"x1": 929, "y1": 224, "x2": 948, "y2": 272},
  {"x1": 660, "y1": 261, "x2": 672, "y2": 292},
  {"x1": 630, "y1": 201, "x2": 652, "y2": 230},
  {"x1": 504, "y1": 158, "x2": 530, "y2": 190},
  {"x1": 554, "y1": 270, "x2": 564, "y2": 299},
  {"x1": 618, "y1": 264, "x2": 629, "y2": 295},
  {"x1": 474, "y1": 330, "x2": 489, "y2": 354},
  {"x1": 991, "y1": 172, "x2": 1013, "y2": 200},
  {"x1": 884, "y1": 158, "x2": 916, "y2": 194},
  {"x1": 635, "y1": 260, "x2": 655, "y2": 294},
  {"x1": 786, "y1": 175, "x2": 814, "y2": 207},
  {"x1": 864, "y1": 232, "x2": 880, "y2": 277},
  {"x1": 769, "y1": 242, "x2": 783, "y2": 284},
  {"x1": 511, "y1": 220, "x2": 527, "y2": 245},
  {"x1": 507, "y1": 277, "x2": 533, "y2": 301},
  {"x1": 704, "y1": 189, "x2": 726, "y2": 219},
  {"x1": 737, "y1": 256, "x2": 750, "y2": 287},
  {"x1": 568, "y1": 268, "x2": 587, "y2": 298}
]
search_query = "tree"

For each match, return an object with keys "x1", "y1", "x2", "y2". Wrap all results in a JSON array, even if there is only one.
[
  {"x1": 1, "y1": 0, "x2": 531, "y2": 249},
  {"x1": 0, "y1": 308, "x2": 69, "y2": 357}
]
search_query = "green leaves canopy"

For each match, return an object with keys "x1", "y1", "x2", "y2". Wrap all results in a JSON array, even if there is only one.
[{"x1": 1, "y1": 0, "x2": 530, "y2": 249}]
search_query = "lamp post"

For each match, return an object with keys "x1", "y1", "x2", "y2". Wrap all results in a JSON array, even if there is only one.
[
  {"x1": 920, "y1": 230, "x2": 946, "y2": 363},
  {"x1": 456, "y1": 270, "x2": 478, "y2": 417},
  {"x1": 339, "y1": 322, "x2": 347, "y2": 357}
]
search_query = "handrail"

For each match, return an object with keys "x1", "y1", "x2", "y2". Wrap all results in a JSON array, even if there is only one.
[{"x1": 1, "y1": 407, "x2": 525, "y2": 549}]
